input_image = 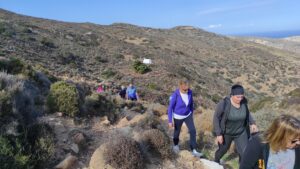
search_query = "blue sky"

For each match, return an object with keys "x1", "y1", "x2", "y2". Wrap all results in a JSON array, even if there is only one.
[{"x1": 0, "y1": 0, "x2": 299, "y2": 36}]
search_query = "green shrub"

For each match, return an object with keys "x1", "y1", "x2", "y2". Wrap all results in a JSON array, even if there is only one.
[
  {"x1": 0, "y1": 57, "x2": 26, "y2": 75},
  {"x1": 104, "y1": 136, "x2": 144, "y2": 169},
  {"x1": 27, "y1": 123, "x2": 55, "y2": 167},
  {"x1": 102, "y1": 69, "x2": 116, "y2": 79},
  {"x1": 0, "y1": 72, "x2": 23, "y2": 118},
  {"x1": 287, "y1": 88, "x2": 300, "y2": 97},
  {"x1": 0, "y1": 123, "x2": 55, "y2": 169},
  {"x1": 41, "y1": 37, "x2": 56, "y2": 48},
  {"x1": 250, "y1": 97, "x2": 274, "y2": 112},
  {"x1": 133, "y1": 60, "x2": 151, "y2": 74},
  {"x1": 47, "y1": 81, "x2": 81, "y2": 117},
  {"x1": 84, "y1": 93, "x2": 117, "y2": 122}
]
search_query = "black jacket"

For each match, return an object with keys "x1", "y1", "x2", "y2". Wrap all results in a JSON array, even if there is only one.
[
  {"x1": 240, "y1": 134, "x2": 300, "y2": 169},
  {"x1": 213, "y1": 97, "x2": 255, "y2": 137}
]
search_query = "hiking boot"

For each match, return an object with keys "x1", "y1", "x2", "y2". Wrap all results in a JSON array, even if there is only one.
[
  {"x1": 192, "y1": 149, "x2": 203, "y2": 157},
  {"x1": 172, "y1": 145, "x2": 180, "y2": 154}
]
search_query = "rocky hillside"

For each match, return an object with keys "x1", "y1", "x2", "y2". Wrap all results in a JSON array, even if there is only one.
[
  {"x1": 236, "y1": 36, "x2": 300, "y2": 54},
  {"x1": 1, "y1": 8, "x2": 300, "y2": 169},
  {"x1": 1, "y1": 9, "x2": 299, "y2": 110}
]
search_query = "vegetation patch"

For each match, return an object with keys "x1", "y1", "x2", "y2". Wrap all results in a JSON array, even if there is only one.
[
  {"x1": 47, "y1": 81, "x2": 81, "y2": 117},
  {"x1": 142, "y1": 129, "x2": 172, "y2": 159},
  {"x1": 250, "y1": 97, "x2": 274, "y2": 112},
  {"x1": 104, "y1": 135, "x2": 144, "y2": 169},
  {"x1": 133, "y1": 60, "x2": 151, "y2": 74}
]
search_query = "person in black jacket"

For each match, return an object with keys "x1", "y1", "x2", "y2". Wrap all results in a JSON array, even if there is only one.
[
  {"x1": 213, "y1": 84, "x2": 258, "y2": 163},
  {"x1": 240, "y1": 114, "x2": 300, "y2": 169}
]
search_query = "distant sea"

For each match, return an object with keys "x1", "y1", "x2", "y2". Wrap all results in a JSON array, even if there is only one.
[{"x1": 231, "y1": 30, "x2": 300, "y2": 38}]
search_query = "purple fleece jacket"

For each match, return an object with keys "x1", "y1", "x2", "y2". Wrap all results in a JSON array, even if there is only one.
[{"x1": 167, "y1": 89, "x2": 194, "y2": 123}]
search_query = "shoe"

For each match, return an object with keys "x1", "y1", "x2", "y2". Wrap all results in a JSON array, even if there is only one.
[
  {"x1": 192, "y1": 149, "x2": 203, "y2": 157},
  {"x1": 173, "y1": 145, "x2": 180, "y2": 153}
]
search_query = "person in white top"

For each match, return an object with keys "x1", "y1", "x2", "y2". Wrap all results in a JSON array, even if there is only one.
[{"x1": 167, "y1": 80, "x2": 203, "y2": 157}]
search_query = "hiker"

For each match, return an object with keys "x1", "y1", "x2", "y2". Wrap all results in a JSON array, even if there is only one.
[
  {"x1": 126, "y1": 83, "x2": 139, "y2": 101},
  {"x1": 213, "y1": 84, "x2": 258, "y2": 164},
  {"x1": 96, "y1": 84, "x2": 104, "y2": 93},
  {"x1": 119, "y1": 85, "x2": 127, "y2": 99},
  {"x1": 167, "y1": 80, "x2": 203, "y2": 157},
  {"x1": 240, "y1": 114, "x2": 300, "y2": 169}
]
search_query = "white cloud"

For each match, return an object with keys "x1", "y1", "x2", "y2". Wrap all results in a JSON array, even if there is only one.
[
  {"x1": 197, "y1": 0, "x2": 274, "y2": 16},
  {"x1": 207, "y1": 24, "x2": 222, "y2": 29}
]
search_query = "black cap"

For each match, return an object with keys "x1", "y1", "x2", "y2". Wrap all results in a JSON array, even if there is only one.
[{"x1": 231, "y1": 84, "x2": 244, "y2": 96}]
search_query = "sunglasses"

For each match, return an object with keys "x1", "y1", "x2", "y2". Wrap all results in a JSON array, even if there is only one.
[{"x1": 291, "y1": 139, "x2": 300, "y2": 144}]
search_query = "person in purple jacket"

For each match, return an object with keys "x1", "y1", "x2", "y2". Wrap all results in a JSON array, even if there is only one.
[{"x1": 168, "y1": 80, "x2": 203, "y2": 157}]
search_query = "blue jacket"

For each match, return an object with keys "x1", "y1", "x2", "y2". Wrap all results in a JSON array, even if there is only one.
[{"x1": 168, "y1": 89, "x2": 194, "y2": 123}]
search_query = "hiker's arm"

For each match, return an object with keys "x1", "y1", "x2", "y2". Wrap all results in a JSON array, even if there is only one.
[
  {"x1": 167, "y1": 93, "x2": 176, "y2": 124},
  {"x1": 213, "y1": 100, "x2": 224, "y2": 136},
  {"x1": 136, "y1": 92, "x2": 139, "y2": 100},
  {"x1": 249, "y1": 112, "x2": 255, "y2": 125},
  {"x1": 190, "y1": 92, "x2": 194, "y2": 113},
  {"x1": 249, "y1": 112, "x2": 258, "y2": 133}
]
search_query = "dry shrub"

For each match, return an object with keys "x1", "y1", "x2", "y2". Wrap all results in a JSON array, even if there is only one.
[
  {"x1": 142, "y1": 129, "x2": 172, "y2": 159},
  {"x1": 197, "y1": 110, "x2": 213, "y2": 132},
  {"x1": 150, "y1": 103, "x2": 167, "y2": 116},
  {"x1": 103, "y1": 135, "x2": 144, "y2": 169}
]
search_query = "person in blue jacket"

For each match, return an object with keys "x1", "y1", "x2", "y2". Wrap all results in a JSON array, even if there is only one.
[
  {"x1": 168, "y1": 80, "x2": 203, "y2": 157},
  {"x1": 126, "y1": 83, "x2": 139, "y2": 101}
]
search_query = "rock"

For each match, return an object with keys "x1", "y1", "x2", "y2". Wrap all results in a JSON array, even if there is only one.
[
  {"x1": 100, "y1": 116, "x2": 110, "y2": 126},
  {"x1": 200, "y1": 159, "x2": 224, "y2": 169},
  {"x1": 57, "y1": 112, "x2": 64, "y2": 117},
  {"x1": 71, "y1": 143, "x2": 79, "y2": 154},
  {"x1": 72, "y1": 132, "x2": 86, "y2": 146},
  {"x1": 55, "y1": 154, "x2": 77, "y2": 169}
]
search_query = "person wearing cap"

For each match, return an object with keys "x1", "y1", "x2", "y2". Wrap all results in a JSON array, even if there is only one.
[{"x1": 213, "y1": 84, "x2": 258, "y2": 164}]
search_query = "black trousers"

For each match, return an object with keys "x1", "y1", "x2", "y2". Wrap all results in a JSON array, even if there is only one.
[
  {"x1": 173, "y1": 114, "x2": 197, "y2": 150},
  {"x1": 214, "y1": 130, "x2": 248, "y2": 163}
]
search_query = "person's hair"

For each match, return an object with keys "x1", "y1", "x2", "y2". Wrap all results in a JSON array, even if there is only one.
[
  {"x1": 230, "y1": 84, "x2": 244, "y2": 96},
  {"x1": 178, "y1": 79, "x2": 189, "y2": 86},
  {"x1": 263, "y1": 114, "x2": 300, "y2": 152}
]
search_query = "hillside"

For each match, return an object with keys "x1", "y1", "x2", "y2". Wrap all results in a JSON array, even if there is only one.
[
  {"x1": 0, "y1": 8, "x2": 300, "y2": 169},
  {"x1": 235, "y1": 36, "x2": 300, "y2": 54},
  {"x1": 1, "y1": 8, "x2": 299, "y2": 108}
]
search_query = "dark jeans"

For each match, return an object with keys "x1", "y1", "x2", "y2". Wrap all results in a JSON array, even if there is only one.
[
  {"x1": 173, "y1": 114, "x2": 197, "y2": 150},
  {"x1": 214, "y1": 130, "x2": 248, "y2": 163}
]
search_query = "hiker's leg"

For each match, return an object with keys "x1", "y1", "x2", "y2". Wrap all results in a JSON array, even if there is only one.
[
  {"x1": 173, "y1": 118, "x2": 184, "y2": 145},
  {"x1": 234, "y1": 130, "x2": 248, "y2": 162},
  {"x1": 184, "y1": 114, "x2": 197, "y2": 150},
  {"x1": 214, "y1": 134, "x2": 233, "y2": 163}
]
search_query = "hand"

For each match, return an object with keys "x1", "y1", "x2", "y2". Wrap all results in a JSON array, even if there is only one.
[
  {"x1": 250, "y1": 124, "x2": 258, "y2": 133},
  {"x1": 216, "y1": 135, "x2": 223, "y2": 144},
  {"x1": 168, "y1": 123, "x2": 173, "y2": 128}
]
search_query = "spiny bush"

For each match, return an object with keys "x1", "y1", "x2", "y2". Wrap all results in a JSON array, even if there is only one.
[
  {"x1": 142, "y1": 129, "x2": 172, "y2": 159},
  {"x1": 41, "y1": 37, "x2": 56, "y2": 48},
  {"x1": 132, "y1": 60, "x2": 151, "y2": 74},
  {"x1": 0, "y1": 72, "x2": 23, "y2": 118},
  {"x1": 26, "y1": 123, "x2": 55, "y2": 167},
  {"x1": 101, "y1": 68, "x2": 116, "y2": 79},
  {"x1": 104, "y1": 136, "x2": 144, "y2": 169},
  {"x1": 0, "y1": 57, "x2": 26, "y2": 75},
  {"x1": 83, "y1": 93, "x2": 117, "y2": 122},
  {"x1": 250, "y1": 97, "x2": 274, "y2": 112},
  {"x1": 0, "y1": 123, "x2": 55, "y2": 169},
  {"x1": 47, "y1": 81, "x2": 81, "y2": 117}
]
